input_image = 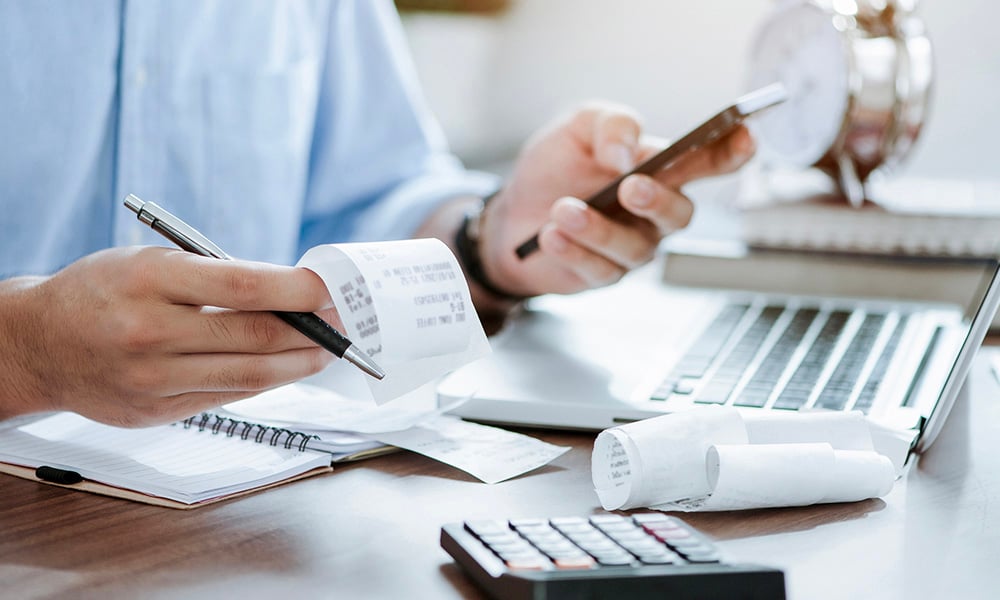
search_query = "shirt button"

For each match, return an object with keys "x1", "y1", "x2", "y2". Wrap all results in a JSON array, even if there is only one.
[
  {"x1": 129, "y1": 227, "x2": 143, "y2": 246},
  {"x1": 134, "y1": 66, "x2": 148, "y2": 88}
]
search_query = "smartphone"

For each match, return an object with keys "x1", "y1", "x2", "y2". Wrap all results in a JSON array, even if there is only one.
[{"x1": 514, "y1": 82, "x2": 788, "y2": 259}]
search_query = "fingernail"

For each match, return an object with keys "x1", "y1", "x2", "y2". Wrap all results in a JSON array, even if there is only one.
[
  {"x1": 626, "y1": 176, "x2": 654, "y2": 208},
  {"x1": 734, "y1": 129, "x2": 756, "y2": 160},
  {"x1": 611, "y1": 144, "x2": 634, "y2": 174},
  {"x1": 554, "y1": 198, "x2": 588, "y2": 232}
]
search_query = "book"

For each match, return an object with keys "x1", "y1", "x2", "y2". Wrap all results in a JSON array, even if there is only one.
[
  {"x1": 737, "y1": 174, "x2": 1000, "y2": 258},
  {"x1": 0, "y1": 412, "x2": 340, "y2": 509}
]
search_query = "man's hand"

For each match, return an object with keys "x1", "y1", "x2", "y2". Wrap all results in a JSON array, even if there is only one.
[
  {"x1": 478, "y1": 103, "x2": 755, "y2": 297},
  {"x1": 0, "y1": 247, "x2": 339, "y2": 427}
]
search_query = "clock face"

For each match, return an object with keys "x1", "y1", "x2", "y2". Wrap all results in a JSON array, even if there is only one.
[{"x1": 747, "y1": 3, "x2": 851, "y2": 168}]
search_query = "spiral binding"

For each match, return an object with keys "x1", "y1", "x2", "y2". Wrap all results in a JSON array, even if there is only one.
[{"x1": 179, "y1": 413, "x2": 318, "y2": 452}]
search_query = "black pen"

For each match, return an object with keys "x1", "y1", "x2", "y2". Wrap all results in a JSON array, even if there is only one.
[{"x1": 124, "y1": 194, "x2": 385, "y2": 380}]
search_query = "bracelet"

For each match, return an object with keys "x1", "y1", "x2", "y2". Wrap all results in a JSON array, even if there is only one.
[{"x1": 454, "y1": 194, "x2": 525, "y2": 303}]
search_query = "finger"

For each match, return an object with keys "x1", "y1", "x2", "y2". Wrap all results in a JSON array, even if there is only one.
[
  {"x1": 537, "y1": 226, "x2": 628, "y2": 290},
  {"x1": 657, "y1": 125, "x2": 755, "y2": 189},
  {"x1": 618, "y1": 174, "x2": 695, "y2": 234},
  {"x1": 157, "y1": 308, "x2": 335, "y2": 354},
  {"x1": 549, "y1": 197, "x2": 658, "y2": 268},
  {"x1": 568, "y1": 103, "x2": 642, "y2": 174},
  {"x1": 116, "y1": 391, "x2": 259, "y2": 428},
  {"x1": 592, "y1": 110, "x2": 642, "y2": 174},
  {"x1": 124, "y1": 347, "x2": 333, "y2": 396},
  {"x1": 139, "y1": 249, "x2": 332, "y2": 311}
]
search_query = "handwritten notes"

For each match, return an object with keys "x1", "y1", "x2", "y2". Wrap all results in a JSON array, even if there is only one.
[
  {"x1": 298, "y1": 239, "x2": 490, "y2": 404},
  {"x1": 592, "y1": 407, "x2": 896, "y2": 512}
]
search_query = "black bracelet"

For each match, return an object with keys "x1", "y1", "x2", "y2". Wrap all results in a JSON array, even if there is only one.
[{"x1": 454, "y1": 196, "x2": 525, "y2": 302}]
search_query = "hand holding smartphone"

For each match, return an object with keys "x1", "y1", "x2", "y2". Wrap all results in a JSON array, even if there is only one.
[{"x1": 514, "y1": 83, "x2": 788, "y2": 260}]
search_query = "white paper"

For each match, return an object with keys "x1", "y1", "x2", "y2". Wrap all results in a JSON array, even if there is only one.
[
  {"x1": 372, "y1": 415, "x2": 570, "y2": 484},
  {"x1": 221, "y1": 382, "x2": 458, "y2": 434},
  {"x1": 592, "y1": 407, "x2": 896, "y2": 512},
  {"x1": 592, "y1": 407, "x2": 747, "y2": 510},
  {"x1": 298, "y1": 239, "x2": 491, "y2": 404}
]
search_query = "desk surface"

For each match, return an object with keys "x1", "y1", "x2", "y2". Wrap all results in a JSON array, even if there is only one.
[{"x1": 3, "y1": 355, "x2": 1000, "y2": 600}]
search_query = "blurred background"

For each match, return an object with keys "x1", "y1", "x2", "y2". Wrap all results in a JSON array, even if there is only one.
[{"x1": 397, "y1": 0, "x2": 1000, "y2": 185}]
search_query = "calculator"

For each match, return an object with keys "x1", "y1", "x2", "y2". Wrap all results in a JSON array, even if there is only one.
[{"x1": 440, "y1": 512, "x2": 786, "y2": 600}]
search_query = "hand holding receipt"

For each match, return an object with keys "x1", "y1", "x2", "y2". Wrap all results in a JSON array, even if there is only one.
[
  {"x1": 124, "y1": 195, "x2": 385, "y2": 380},
  {"x1": 515, "y1": 83, "x2": 787, "y2": 259}
]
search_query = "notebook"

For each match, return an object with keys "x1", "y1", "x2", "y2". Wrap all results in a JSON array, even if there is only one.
[
  {"x1": 0, "y1": 412, "x2": 337, "y2": 509},
  {"x1": 438, "y1": 250, "x2": 1000, "y2": 458}
]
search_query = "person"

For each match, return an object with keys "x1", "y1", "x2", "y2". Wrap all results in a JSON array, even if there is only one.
[{"x1": 0, "y1": 1, "x2": 753, "y2": 428}]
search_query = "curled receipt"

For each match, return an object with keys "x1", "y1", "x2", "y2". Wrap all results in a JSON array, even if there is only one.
[
  {"x1": 298, "y1": 239, "x2": 490, "y2": 404},
  {"x1": 592, "y1": 407, "x2": 895, "y2": 512}
]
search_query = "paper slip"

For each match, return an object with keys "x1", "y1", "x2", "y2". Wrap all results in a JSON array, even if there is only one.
[
  {"x1": 592, "y1": 407, "x2": 895, "y2": 512},
  {"x1": 221, "y1": 383, "x2": 458, "y2": 435},
  {"x1": 298, "y1": 239, "x2": 491, "y2": 404},
  {"x1": 372, "y1": 416, "x2": 570, "y2": 484}
]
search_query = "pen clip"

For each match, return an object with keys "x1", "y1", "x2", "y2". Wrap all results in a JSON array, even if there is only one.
[{"x1": 124, "y1": 194, "x2": 232, "y2": 260}]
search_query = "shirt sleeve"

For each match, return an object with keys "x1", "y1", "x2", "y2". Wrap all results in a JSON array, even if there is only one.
[{"x1": 297, "y1": 0, "x2": 499, "y2": 256}]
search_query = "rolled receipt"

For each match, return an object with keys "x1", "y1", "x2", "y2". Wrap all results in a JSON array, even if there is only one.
[
  {"x1": 593, "y1": 407, "x2": 896, "y2": 512},
  {"x1": 298, "y1": 239, "x2": 490, "y2": 404}
]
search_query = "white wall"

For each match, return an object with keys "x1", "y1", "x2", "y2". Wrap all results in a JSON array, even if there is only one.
[{"x1": 402, "y1": 0, "x2": 1000, "y2": 180}]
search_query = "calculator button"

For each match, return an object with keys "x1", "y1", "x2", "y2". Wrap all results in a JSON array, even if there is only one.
[
  {"x1": 498, "y1": 549, "x2": 547, "y2": 562},
  {"x1": 549, "y1": 517, "x2": 588, "y2": 527},
  {"x1": 505, "y1": 557, "x2": 551, "y2": 571},
  {"x1": 594, "y1": 521, "x2": 640, "y2": 533},
  {"x1": 534, "y1": 540, "x2": 579, "y2": 553},
  {"x1": 593, "y1": 553, "x2": 635, "y2": 566},
  {"x1": 638, "y1": 552, "x2": 683, "y2": 565},
  {"x1": 618, "y1": 540, "x2": 667, "y2": 554},
  {"x1": 588, "y1": 514, "x2": 627, "y2": 526},
  {"x1": 490, "y1": 541, "x2": 534, "y2": 555},
  {"x1": 651, "y1": 527, "x2": 692, "y2": 542},
  {"x1": 664, "y1": 536, "x2": 706, "y2": 550},
  {"x1": 631, "y1": 513, "x2": 672, "y2": 524},
  {"x1": 544, "y1": 548, "x2": 589, "y2": 560},
  {"x1": 554, "y1": 523, "x2": 598, "y2": 536},
  {"x1": 477, "y1": 532, "x2": 521, "y2": 545},
  {"x1": 554, "y1": 556, "x2": 597, "y2": 570},
  {"x1": 466, "y1": 520, "x2": 510, "y2": 536},
  {"x1": 679, "y1": 550, "x2": 721, "y2": 563},
  {"x1": 509, "y1": 518, "x2": 548, "y2": 528},
  {"x1": 606, "y1": 530, "x2": 648, "y2": 544}
]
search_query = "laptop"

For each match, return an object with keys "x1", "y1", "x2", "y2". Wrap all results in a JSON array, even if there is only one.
[{"x1": 437, "y1": 249, "x2": 1000, "y2": 454}]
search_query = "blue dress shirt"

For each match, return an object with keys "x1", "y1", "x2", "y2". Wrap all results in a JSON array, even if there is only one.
[{"x1": 0, "y1": 0, "x2": 497, "y2": 278}]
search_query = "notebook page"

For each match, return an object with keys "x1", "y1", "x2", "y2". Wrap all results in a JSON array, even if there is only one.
[{"x1": 0, "y1": 413, "x2": 329, "y2": 504}]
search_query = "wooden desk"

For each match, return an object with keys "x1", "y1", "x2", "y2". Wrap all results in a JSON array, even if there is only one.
[{"x1": 3, "y1": 355, "x2": 1000, "y2": 600}]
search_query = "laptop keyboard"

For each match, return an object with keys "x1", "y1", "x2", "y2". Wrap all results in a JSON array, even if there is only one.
[{"x1": 649, "y1": 302, "x2": 908, "y2": 414}]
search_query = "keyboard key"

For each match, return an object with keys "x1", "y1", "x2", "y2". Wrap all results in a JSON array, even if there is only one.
[
  {"x1": 696, "y1": 306, "x2": 784, "y2": 405},
  {"x1": 647, "y1": 303, "x2": 750, "y2": 401},
  {"x1": 854, "y1": 315, "x2": 908, "y2": 413},
  {"x1": 773, "y1": 310, "x2": 850, "y2": 410},
  {"x1": 814, "y1": 313, "x2": 886, "y2": 410}
]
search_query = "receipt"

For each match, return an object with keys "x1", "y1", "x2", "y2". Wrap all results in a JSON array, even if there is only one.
[
  {"x1": 372, "y1": 415, "x2": 570, "y2": 484},
  {"x1": 221, "y1": 382, "x2": 458, "y2": 434},
  {"x1": 592, "y1": 407, "x2": 896, "y2": 512},
  {"x1": 298, "y1": 239, "x2": 490, "y2": 404}
]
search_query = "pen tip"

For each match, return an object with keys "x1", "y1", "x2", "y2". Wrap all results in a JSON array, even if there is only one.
[{"x1": 343, "y1": 346, "x2": 385, "y2": 380}]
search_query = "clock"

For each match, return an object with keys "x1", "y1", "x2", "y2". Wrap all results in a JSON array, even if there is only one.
[{"x1": 746, "y1": 0, "x2": 933, "y2": 205}]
